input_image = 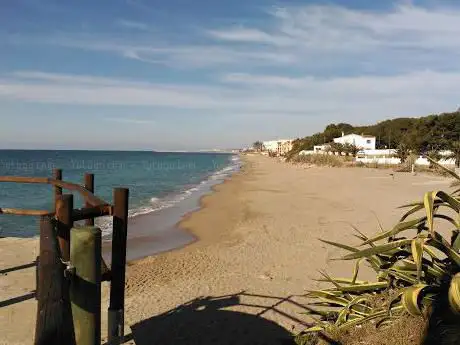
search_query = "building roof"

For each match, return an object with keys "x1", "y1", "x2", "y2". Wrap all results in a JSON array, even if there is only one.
[
  {"x1": 335, "y1": 133, "x2": 375, "y2": 139},
  {"x1": 262, "y1": 139, "x2": 294, "y2": 143}
]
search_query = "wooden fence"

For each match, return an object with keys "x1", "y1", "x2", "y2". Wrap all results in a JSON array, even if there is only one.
[{"x1": 0, "y1": 169, "x2": 129, "y2": 345}]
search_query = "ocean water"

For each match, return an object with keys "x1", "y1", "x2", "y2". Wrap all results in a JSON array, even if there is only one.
[{"x1": 0, "y1": 150, "x2": 239, "y2": 240}]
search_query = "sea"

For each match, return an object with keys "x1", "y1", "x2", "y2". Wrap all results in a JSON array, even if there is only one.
[{"x1": 0, "y1": 150, "x2": 240, "y2": 259}]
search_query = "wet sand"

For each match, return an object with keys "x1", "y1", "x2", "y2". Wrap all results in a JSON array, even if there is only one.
[{"x1": 0, "y1": 154, "x2": 454, "y2": 344}]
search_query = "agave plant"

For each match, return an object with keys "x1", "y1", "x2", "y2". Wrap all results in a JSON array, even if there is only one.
[{"x1": 300, "y1": 159, "x2": 460, "y2": 340}]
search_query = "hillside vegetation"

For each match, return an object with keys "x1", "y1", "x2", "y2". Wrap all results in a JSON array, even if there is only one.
[{"x1": 288, "y1": 111, "x2": 460, "y2": 159}]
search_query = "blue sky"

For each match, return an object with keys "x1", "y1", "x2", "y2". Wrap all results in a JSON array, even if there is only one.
[{"x1": 1, "y1": 0, "x2": 459, "y2": 150}]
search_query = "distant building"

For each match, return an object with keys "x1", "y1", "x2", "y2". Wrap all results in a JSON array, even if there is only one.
[
  {"x1": 304, "y1": 133, "x2": 376, "y2": 155},
  {"x1": 263, "y1": 139, "x2": 294, "y2": 156},
  {"x1": 313, "y1": 144, "x2": 328, "y2": 153},
  {"x1": 333, "y1": 133, "x2": 376, "y2": 150}
]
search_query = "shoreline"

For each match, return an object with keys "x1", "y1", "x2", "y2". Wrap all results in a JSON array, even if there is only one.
[
  {"x1": 174, "y1": 155, "x2": 249, "y2": 245},
  {"x1": 102, "y1": 154, "x2": 243, "y2": 263},
  {"x1": 127, "y1": 155, "x2": 251, "y2": 269}
]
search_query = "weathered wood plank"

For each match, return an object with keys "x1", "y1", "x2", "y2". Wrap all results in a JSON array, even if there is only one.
[
  {"x1": 34, "y1": 216, "x2": 76, "y2": 345},
  {"x1": 84, "y1": 173, "x2": 95, "y2": 226},
  {"x1": 108, "y1": 188, "x2": 129, "y2": 345}
]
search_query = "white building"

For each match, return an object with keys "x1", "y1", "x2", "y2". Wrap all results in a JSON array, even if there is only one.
[
  {"x1": 333, "y1": 133, "x2": 376, "y2": 150},
  {"x1": 308, "y1": 133, "x2": 376, "y2": 155},
  {"x1": 313, "y1": 144, "x2": 328, "y2": 153},
  {"x1": 263, "y1": 139, "x2": 294, "y2": 156}
]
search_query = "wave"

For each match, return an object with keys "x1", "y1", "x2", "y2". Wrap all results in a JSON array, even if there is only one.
[{"x1": 98, "y1": 154, "x2": 240, "y2": 237}]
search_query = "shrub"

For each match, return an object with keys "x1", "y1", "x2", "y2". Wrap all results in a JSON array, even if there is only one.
[{"x1": 291, "y1": 154, "x2": 344, "y2": 167}]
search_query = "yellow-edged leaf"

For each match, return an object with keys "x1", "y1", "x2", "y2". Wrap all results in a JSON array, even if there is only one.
[
  {"x1": 388, "y1": 269, "x2": 419, "y2": 285},
  {"x1": 343, "y1": 239, "x2": 412, "y2": 260},
  {"x1": 402, "y1": 284, "x2": 428, "y2": 316},
  {"x1": 302, "y1": 325, "x2": 325, "y2": 333},
  {"x1": 435, "y1": 191, "x2": 460, "y2": 212},
  {"x1": 426, "y1": 156, "x2": 460, "y2": 182},
  {"x1": 411, "y1": 238, "x2": 425, "y2": 282},
  {"x1": 352, "y1": 258, "x2": 362, "y2": 284},
  {"x1": 338, "y1": 310, "x2": 387, "y2": 330},
  {"x1": 319, "y1": 239, "x2": 358, "y2": 253},
  {"x1": 448, "y1": 273, "x2": 460, "y2": 314},
  {"x1": 428, "y1": 233, "x2": 460, "y2": 266},
  {"x1": 424, "y1": 191, "x2": 436, "y2": 234},
  {"x1": 361, "y1": 218, "x2": 425, "y2": 245},
  {"x1": 313, "y1": 277, "x2": 369, "y2": 285},
  {"x1": 338, "y1": 282, "x2": 388, "y2": 292}
]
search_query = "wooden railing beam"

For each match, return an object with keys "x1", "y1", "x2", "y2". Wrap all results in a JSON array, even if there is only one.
[
  {"x1": 84, "y1": 173, "x2": 95, "y2": 226},
  {"x1": 72, "y1": 205, "x2": 113, "y2": 222},
  {"x1": 0, "y1": 176, "x2": 108, "y2": 207},
  {"x1": 0, "y1": 208, "x2": 52, "y2": 216}
]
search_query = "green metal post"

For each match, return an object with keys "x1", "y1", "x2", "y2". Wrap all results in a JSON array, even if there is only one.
[{"x1": 70, "y1": 226, "x2": 102, "y2": 345}]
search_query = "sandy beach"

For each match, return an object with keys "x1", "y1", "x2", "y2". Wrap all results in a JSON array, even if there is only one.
[{"x1": 0, "y1": 154, "x2": 453, "y2": 344}]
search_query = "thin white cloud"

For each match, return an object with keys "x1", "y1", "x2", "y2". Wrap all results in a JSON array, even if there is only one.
[
  {"x1": 207, "y1": 28, "x2": 292, "y2": 46},
  {"x1": 11, "y1": 70, "x2": 148, "y2": 86},
  {"x1": 20, "y1": 2, "x2": 460, "y2": 72},
  {"x1": 2, "y1": 2, "x2": 460, "y2": 136},
  {"x1": 117, "y1": 19, "x2": 149, "y2": 31},
  {"x1": 266, "y1": 4, "x2": 460, "y2": 51},
  {"x1": 221, "y1": 73, "x2": 311, "y2": 87},
  {"x1": 105, "y1": 117, "x2": 156, "y2": 125},
  {"x1": 0, "y1": 70, "x2": 458, "y2": 120},
  {"x1": 51, "y1": 39, "x2": 296, "y2": 67}
]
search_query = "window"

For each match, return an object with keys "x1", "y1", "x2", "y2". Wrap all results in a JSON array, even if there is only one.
[{"x1": 366, "y1": 139, "x2": 371, "y2": 144}]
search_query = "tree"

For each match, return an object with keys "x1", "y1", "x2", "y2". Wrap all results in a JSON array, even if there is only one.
[
  {"x1": 343, "y1": 143, "x2": 361, "y2": 157},
  {"x1": 252, "y1": 141, "x2": 264, "y2": 152},
  {"x1": 395, "y1": 143, "x2": 410, "y2": 163},
  {"x1": 285, "y1": 111, "x2": 460, "y2": 159},
  {"x1": 425, "y1": 149, "x2": 442, "y2": 168},
  {"x1": 447, "y1": 141, "x2": 460, "y2": 168},
  {"x1": 325, "y1": 144, "x2": 335, "y2": 155},
  {"x1": 328, "y1": 142, "x2": 344, "y2": 155},
  {"x1": 335, "y1": 143, "x2": 345, "y2": 156}
]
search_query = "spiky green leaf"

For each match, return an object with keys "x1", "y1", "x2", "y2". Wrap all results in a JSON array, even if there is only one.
[
  {"x1": 448, "y1": 273, "x2": 460, "y2": 314},
  {"x1": 342, "y1": 239, "x2": 412, "y2": 260},
  {"x1": 411, "y1": 238, "x2": 425, "y2": 282},
  {"x1": 361, "y1": 219, "x2": 425, "y2": 245},
  {"x1": 402, "y1": 284, "x2": 429, "y2": 316}
]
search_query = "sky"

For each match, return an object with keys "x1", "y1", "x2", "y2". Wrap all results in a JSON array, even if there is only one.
[{"x1": 1, "y1": 0, "x2": 460, "y2": 150}]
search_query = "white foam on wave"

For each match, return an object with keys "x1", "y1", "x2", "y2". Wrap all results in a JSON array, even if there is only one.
[
  {"x1": 208, "y1": 155, "x2": 240, "y2": 180},
  {"x1": 99, "y1": 155, "x2": 240, "y2": 237}
]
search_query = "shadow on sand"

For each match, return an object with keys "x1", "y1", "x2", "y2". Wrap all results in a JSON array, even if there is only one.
[
  {"x1": 128, "y1": 292, "x2": 338, "y2": 345},
  {"x1": 0, "y1": 260, "x2": 37, "y2": 308}
]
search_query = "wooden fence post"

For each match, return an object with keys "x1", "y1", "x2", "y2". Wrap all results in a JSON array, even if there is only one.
[
  {"x1": 84, "y1": 173, "x2": 95, "y2": 226},
  {"x1": 70, "y1": 226, "x2": 101, "y2": 345},
  {"x1": 53, "y1": 169, "x2": 62, "y2": 210},
  {"x1": 83, "y1": 172, "x2": 111, "y2": 283},
  {"x1": 35, "y1": 216, "x2": 75, "y2": 345},
  {"x1": 108, "y1": 188, "x2": 129, "y2": 345},
  {"x1": 56, "y1": 194, "x2": 74, "y2": 262},
  {"x1": 36, "y1": 168, "x2": 61, "y2": 302}
]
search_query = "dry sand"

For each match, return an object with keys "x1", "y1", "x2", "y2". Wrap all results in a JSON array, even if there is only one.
[{"x1": 0, "y1": 154, "x2": 454, "y2": 344}]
